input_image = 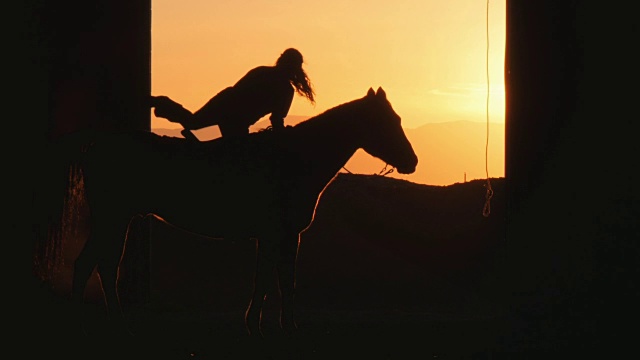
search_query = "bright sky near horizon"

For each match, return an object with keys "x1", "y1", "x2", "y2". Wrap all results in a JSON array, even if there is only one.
[{"x1": 150, "y1": 0, "x2": 505, "y2": 130}]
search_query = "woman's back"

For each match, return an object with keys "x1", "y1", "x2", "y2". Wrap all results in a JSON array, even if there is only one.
[{"x1": 226, "y1": 66, "x2": 294, "y2": 126}]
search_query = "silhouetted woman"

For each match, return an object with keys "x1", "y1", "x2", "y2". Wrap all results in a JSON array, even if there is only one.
[{"x1": 151, "y1": 48, "x2": 315, "y2": 139}]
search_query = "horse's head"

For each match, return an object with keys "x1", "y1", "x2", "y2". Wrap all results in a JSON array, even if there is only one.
[{"x1": 358, "y1": 87, "x2": 418, "y2": 174}]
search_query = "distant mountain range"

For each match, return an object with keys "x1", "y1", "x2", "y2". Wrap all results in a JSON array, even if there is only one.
[{"x1": 152, "y1": 116, "x2": 505, "y2": 186}]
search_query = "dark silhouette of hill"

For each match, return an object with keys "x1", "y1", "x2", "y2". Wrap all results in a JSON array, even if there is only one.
[
  {"x1": 154, "y1": 119, "x2": 505, "y2": 186},
  {"x1": 144, "y1": 174, "x2": 506, "y2": 318},
  {"x1": 102, "y1": 174, "x2": 506, "y2": 359}
]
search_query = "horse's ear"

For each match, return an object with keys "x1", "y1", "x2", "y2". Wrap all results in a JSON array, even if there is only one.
[
  {"x1": 367, "y1": 88, "x2": 375, "y2": 97},
  {"x1": 376, "y1": 87, "x2": 386, "y2": 99}
]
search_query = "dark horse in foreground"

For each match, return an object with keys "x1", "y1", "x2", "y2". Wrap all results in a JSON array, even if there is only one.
[{"x1": 65, "y1": 87, "x2": 417, "y2": 336}]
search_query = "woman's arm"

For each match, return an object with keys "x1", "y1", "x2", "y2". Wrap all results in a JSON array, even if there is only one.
[{"x1": 270, "y1": 86, "x2": 294, "y2": 129}]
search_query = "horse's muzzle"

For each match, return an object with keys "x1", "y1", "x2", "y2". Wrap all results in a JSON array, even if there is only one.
[
  {"x1": 396, "y1": 165, "x2": 416, "y2": 174},
  {"x1": 396, "y1": 154, "x2": 418, "y2": 174}
]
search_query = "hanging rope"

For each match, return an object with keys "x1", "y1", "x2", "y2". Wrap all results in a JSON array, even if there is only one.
[{"x1": 482, "y1": 0, "x2": 494, "y2": 218}]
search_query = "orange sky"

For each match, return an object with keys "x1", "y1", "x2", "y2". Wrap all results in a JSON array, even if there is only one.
[
  {"x1": 150, "y1": 0, "x2": 506, "y2": 185},
  {"x1": 151, "y1": 0, "x2": 505, "y2": 129}
]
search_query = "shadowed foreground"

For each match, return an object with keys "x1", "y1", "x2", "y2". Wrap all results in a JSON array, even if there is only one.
[
  {"x1": 32, "y1": 297, "x2": 505, "y2": 360},
  {"x1": 29, "y1": 175, "x2": 512, "y2": 359}
]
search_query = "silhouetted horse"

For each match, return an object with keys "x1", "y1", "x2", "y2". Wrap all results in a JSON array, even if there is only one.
[{"x1": 68, "y1": 87, "x2": 417, "y2": 336}]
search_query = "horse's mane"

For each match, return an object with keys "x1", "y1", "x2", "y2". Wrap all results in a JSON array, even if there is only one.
[{"x1": 292, "y1": 95, "x2": 365, "y2": 131}]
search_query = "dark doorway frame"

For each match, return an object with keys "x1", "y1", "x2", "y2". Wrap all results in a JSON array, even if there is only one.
[{"x1": 17, "y1": 0, "x2": 638, "y2": 355}]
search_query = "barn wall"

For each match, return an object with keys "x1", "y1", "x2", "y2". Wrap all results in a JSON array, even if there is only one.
[
  {"x1": 23, "y1": 0, "x2": 152, "y2": 307},
  {"x1": 504, "y1": 0, "x2": 638, "y2": 353}
]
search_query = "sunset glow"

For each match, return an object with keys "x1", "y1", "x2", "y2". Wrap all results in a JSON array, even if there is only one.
[
  {"x1": 150, "y1": 0, "x2": 506, "y2": 185},
  {"x1": 151, "y1": 0, "x2": 505, "y2": 128}
]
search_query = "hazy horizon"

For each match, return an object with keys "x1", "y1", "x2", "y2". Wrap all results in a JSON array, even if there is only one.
[{"x1": 152, "y1": 117, "x2": 505, "y2": 187}]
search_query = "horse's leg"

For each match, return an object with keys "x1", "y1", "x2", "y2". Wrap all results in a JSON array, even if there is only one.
[
  {"x1": 277, "y1": 231, "x2": 301, "y2": 335},
  {"x1": 71, "y1": 231, "x2": 99, "y2": 305},
  {"x1": 70, "y1": 227, "x2": 101, "y2": 334},
  {"x1": 94, "y1": 215, "x2": 133, "y2": 336},
  {"x1": 245, "y1": 237, "x2": 277, "y2": 337}
]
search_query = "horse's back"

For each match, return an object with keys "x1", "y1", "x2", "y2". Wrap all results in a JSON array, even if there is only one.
[{"x1": 81, "y1": 130, "x2": 298, "y2": 235}]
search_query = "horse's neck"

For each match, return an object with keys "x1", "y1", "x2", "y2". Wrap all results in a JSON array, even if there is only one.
[{"x1": 293, "y1": 106, "x2": 362, "y2": 178}]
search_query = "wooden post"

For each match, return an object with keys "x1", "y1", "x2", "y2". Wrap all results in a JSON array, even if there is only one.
[
  {"x1": 504, "y1": 0, "x2": 638, "y2": 353},
  {"x1": 33, "y1": 0, "x2": 152, "y2": 308}
]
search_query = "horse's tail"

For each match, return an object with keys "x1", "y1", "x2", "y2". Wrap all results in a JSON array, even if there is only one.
[{"x1": 33, "y1": 129, "x2": 96, "y2": 286}]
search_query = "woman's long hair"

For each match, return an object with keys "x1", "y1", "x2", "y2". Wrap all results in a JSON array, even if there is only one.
[{"x1": 276, "y1": 48, "x2": 315, "y2": 105}]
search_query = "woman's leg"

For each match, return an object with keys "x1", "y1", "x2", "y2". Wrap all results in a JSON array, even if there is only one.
[{"x1": 150, "y1": 96, "x2": 193, "y2": 124}]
